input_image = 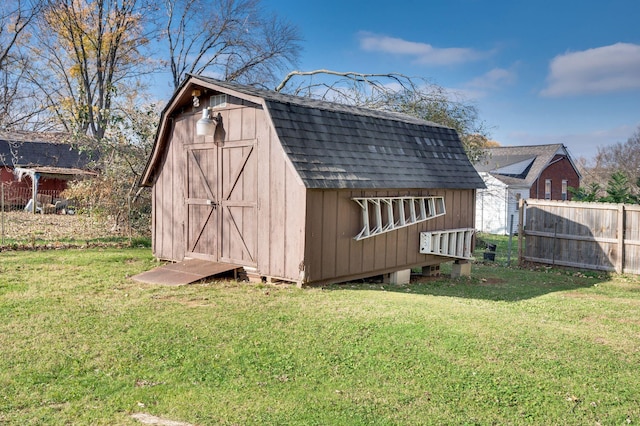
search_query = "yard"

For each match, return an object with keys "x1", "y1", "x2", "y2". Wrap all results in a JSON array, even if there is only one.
[
  {"x1": 1, "y1": 246, "x2": 639, "y2": 425},
  {"x1": 0, "y1": 210, "x2": 147, "y2": 248}
]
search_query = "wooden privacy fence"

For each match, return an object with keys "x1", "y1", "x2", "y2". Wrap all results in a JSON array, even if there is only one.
[{"x1": 518, "y1": 199, "x2": 640, "y2": 274}]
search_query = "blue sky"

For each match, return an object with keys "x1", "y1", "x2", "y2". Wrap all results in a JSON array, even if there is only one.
[{"x1": 263, "y1": 0, "x2": 640, "y2": 161}]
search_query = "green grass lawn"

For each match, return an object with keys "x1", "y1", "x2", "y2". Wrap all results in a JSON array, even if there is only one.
[{"x1": 1, "y1": 248, "x2": 639, "y2": 425}]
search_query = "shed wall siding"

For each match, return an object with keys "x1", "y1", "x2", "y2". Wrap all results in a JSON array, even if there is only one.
[
  {"x1": 153, "y1": 115, "x2": 187, "y2": 261},
  {"x1": 303, "y1": 188, "x2": 476, "y2": 283},
  {"x1": 178, "y1": 96, "x2": 307, "y2": 280},
  {"x1": 260, "y1": 123, "x2": 306, "y2": 281}
]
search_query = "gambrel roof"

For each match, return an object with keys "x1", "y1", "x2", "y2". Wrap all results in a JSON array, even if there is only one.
[
  {"x1": 141, "y1": 75, "x2": 485, "y2": 190},
  {"x1": 474, "y1": 144, "x2": 581, "y2": 187}
]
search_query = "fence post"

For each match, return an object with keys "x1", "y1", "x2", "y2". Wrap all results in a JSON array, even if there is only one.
[
  {"x1": 518, "y1": 198, "x2": 524, "y2": 266},
  {"x1": 1, "y1": 183, "x2": 4, "y2": 245},
  {"x1": 507, "y1": 214, "x2": 514, "y2": 266},
  {"x1": 617, "y1": 204, "x2": 625, "y2": 274},
  {"x1": 128, "y1": 194, "x2": 132, "y2": 245}
]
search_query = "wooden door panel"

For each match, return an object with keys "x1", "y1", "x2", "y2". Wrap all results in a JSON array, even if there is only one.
[
  {"x1": 220, "y1": 141, "x2": 257, "y2": 266},
  {"x1": 187, "y1": 205, "x2": 215, "y2": 256},
  {"x1": 186, "y1": 146, "x2": 217, "y2": 261}
]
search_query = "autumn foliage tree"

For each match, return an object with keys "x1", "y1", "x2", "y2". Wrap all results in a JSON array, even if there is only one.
[
  {"x1": 30, "y1": 0, "x2": 153, "y2": 140},
  {"x1": 23, "y1": 0, "x2": 157, "y2": 233}
]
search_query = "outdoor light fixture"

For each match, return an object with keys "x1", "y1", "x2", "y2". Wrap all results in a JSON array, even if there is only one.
[{"x1": 196, "y1": 107, "x2": 218, "y2": 136}]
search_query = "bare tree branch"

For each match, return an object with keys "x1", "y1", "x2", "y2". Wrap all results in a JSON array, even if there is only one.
[
  {"x1": 163, "y1": 0, "x2": 301, "y2": 88},
  {"x1": 0, "y1": 0, "x2": 44, "y2": 129},
  {"x1": 275, "y1": 69, "x2": 491, "y2": 162},
  {"x1": 275, "y1": 69, "x2": 414, "y2": 93}
]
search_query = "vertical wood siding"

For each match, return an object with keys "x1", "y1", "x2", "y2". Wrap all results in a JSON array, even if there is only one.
[
  {"x1": 523, "y1": 199, "x2": 640, "y2": 274},
  {"x1": 153, "y1": 95, "x2": 264, "y2": 264},
  {"x1": 153, "y1": 115, "x2": 187, "y2": 261},
  {"x1": 303, "y1": 188, "x2": 476, "y2": 283},
  {"x1": 261, "y1": 123, "x2": 306, "y2": 281},
  {"x1": 625, "y1": 207, "x2": 640, "y2": 274}
]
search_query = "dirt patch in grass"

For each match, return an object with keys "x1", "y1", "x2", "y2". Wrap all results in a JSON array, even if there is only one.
[
  {"x1": 131, "y1": 413, "x2": 193, "y2": 426},
  {"x1": 1, "y1": 210, "x2": 113, "y2": 241},
  {"x1": 151, "y1": 294, "x2": 218, "y2": 308}
]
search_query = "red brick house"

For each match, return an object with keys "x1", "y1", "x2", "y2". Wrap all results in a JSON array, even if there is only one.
[{"x1": 474, "y1": 144, "x2": 581, "y2": 234}]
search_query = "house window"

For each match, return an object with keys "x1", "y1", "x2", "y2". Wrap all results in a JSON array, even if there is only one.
[
  {"x1": 209, "y1": 94, "x2": 227, "y2": 108},
  {"x1": 545, "y1": 179, "x2": 552, "y2": 200},
  {"x1": 562, "y1": 180, "x2": 568, "y2": 200}
]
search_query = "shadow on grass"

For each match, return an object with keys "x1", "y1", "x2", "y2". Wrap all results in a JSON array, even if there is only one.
[{"x1": 327, "y1": 263, "x2": 610, "y2": 302}]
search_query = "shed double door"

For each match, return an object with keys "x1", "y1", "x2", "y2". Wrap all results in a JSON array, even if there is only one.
[{"x1": 185, "y1": 140, "x2": 257, "y2": 266}]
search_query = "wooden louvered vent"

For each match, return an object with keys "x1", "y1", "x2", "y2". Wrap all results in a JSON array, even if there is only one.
[{"x1": 352, "y1": 196, "x2": 446, "y2": 241}]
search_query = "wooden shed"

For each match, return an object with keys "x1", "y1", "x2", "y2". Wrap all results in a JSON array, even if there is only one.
[{"x1": 139, "y1": 75, "x2": 485, "y2": 286}]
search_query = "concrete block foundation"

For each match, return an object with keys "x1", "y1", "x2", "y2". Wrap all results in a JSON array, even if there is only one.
[
  {"x1": 384, "y1": 269, "x2": 411, "y2": 284},
  {"x1": 451, "y1": 260, "x2": 471, "y2": 278}
]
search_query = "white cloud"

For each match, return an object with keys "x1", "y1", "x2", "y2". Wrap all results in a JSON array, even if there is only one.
[
  {"x1": 358, "y1": 32, "x2": 489, "y2": 65},
  {"x1": 541, "y1": 43, "x2": 640, "y2": 97},
  {"x1": 456, "y1": 67, "x2": 518, "y2": 100},
  {"x1": 466, "y1": 68, "x2": 517, "y2": 90},
  {"x1": 440, "y1": 67, "x2": 519, "y2": 101}
]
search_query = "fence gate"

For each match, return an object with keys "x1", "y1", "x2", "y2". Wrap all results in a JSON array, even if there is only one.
[{"x1": 519, "y1": 199, "x2": 640, "y2": 274}]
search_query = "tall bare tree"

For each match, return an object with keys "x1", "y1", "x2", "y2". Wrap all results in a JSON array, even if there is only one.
[
  {"x1": 164, "y1": 0, "x2": 301, "y2": 89},
  {"x1": 0, "y1": 0, "x2": 43, "y2": 129},
  {"x1": 586, "y1": 126, "x2": 640, "y2": 198},
  {"x1": 594, "y1": 126, "x2": 640, "y2": 178}
]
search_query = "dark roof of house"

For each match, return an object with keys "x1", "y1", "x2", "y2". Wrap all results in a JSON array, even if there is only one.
[
  {"x1": 474, "y1": 144, "x2": 579, "y2": 186},
  {"x1": 0, "y1": 130, "x2": 93, "y2": 171},
  {"x1": 141, "y1": 75, "x2": 486, "y2": 190}
]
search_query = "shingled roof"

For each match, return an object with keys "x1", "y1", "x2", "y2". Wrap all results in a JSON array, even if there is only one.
[
  {"x1": 207, "y1": 77, "x2": 484, "y2": 190},
  {"x1": 0, "y1": 130, "x2": 93, "y2": 172},
  {"x1": 141, "y1": 75, "x2": 485, "y2": 190},
  {"x1": 474, "y1": 144, "x2": 579, "y2": 186}
]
